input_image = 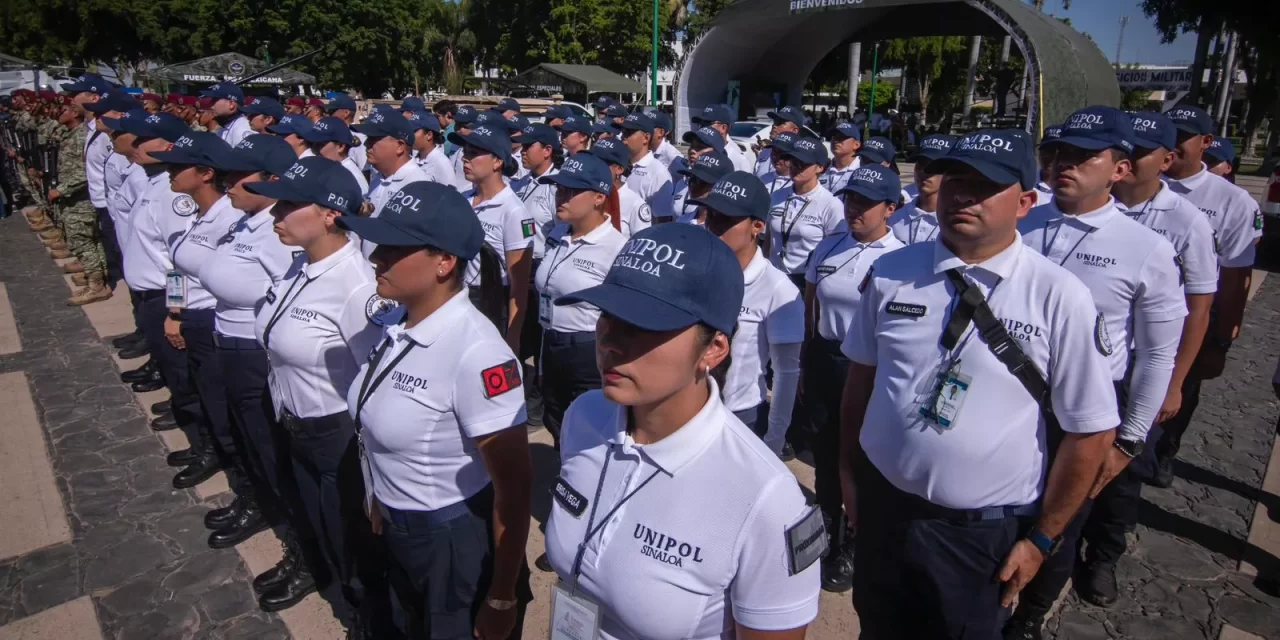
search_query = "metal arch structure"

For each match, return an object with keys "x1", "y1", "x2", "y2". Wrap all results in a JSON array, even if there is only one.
[{"x1": 676, "y1": 0, "x2": 1120, "y2": 142}]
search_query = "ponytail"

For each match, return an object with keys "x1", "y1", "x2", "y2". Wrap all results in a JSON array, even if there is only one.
[
  {"x1": 551, "y1": 147, "x2": 565, "y2": 169},
  {"x1": 475, "y1": 244, "x2": 506, "y2": 330},
  {"x1": 606, "y1": 189, "x2": 622, "y2": 232}
]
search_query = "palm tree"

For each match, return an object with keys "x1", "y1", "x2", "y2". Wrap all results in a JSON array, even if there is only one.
[
  {"x1": 423, "y1": 0, "x2": 477, "y2": 95},
  {"x1": 1032, "y1": 0, "x2": 1072, "y2": 10}
]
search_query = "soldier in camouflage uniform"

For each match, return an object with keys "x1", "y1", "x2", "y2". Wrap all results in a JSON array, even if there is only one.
[
  {"x1": 12, "y1": 92, "x2": 49, "y2": 227},
  {"x1": 51, "y1": 98, "x2": 112, "y2": 305},
  {"x1": 32, "y1": 98, "x2": 70, "y2": 248}
]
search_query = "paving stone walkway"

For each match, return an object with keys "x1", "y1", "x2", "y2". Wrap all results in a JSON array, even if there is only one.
[
  {"x1": 0, "y1": 222, "x2": 287, "y2": 639},
  {"x1": 1045, "y1": 270, "x2": 1280, "y2": 639}
]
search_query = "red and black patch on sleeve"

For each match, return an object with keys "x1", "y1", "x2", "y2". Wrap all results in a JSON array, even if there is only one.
[
  {"x1": 858, "y1": 267, "x2": 874, "y2": 293},
  {"x1": 481, "y1": 359, "x2": 523, "y2": 399}
]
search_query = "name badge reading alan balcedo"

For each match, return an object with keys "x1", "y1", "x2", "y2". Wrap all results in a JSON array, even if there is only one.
[{"x1": 886, "y1": 301, "x2": 927, "y2": 317}]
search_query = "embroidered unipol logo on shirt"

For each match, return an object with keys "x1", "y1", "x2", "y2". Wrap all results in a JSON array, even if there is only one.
[
  {"x1": 289, "y1": 307, "x2": 319, "y2": 322},
  {"x1": 613, "y1": 237, "x2": 688, "y2": 276},
  {"x1": 1074, "y1": 252, "x2": 1118, "y2": 268},
  {"x1": 390, "y1": 369, "x2": 429, "y2": 393},
  {"x1": 634, "y1": 523, "x2": 705, "y2": 567}
]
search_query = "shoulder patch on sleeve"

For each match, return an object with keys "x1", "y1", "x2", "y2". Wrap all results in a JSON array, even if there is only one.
[
  {"x1": 638, "y1": 203, "x2": 652, "y2": 223},
  {"x1": 785, "y1": 506, "x2": 827, "y2": 576},
  {"x1": 858, "y1": 266, "x2": 874, "y2": 293},
  {"x1": 520, "y1": 218, "x2": 536, "y2": 238},
  {"x1": 1173, "y1": 253, "x2": 1185, "y2": 286},
  {"x1": 172, "y1": 194, "x2": 197, "y2": 216},
  {"x1": 1095, "y1": 312, "x2": 1113, "y2": 356},
  {"x1": 365, "y1": 294, "x2": 400, "y2": 327},
  {"x1": 481, "y1": 359, "x2": 523, "y2": 398}
]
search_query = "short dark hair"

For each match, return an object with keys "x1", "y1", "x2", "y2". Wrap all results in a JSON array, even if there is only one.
[
  {"x1": 1108, "y1": 148, "x2": 1129, "y2": 163},
  {"x1": 433, "y1": 99, "x2": 457, "y2": 117}
]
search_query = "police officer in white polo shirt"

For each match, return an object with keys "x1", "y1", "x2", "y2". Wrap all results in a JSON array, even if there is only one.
[
  {"x1": 246, "y1": 157, "x2": 394, "y2": 634},
  {"x1": 558, "y1": 116, "x2": 593, "y2": 156},
  {"x1": 691, "y1": 103, "x2": 755, "y2": 172},
  {"x1": 889, "y1": 133, "x2": 955, "y2": 245},
  {"x1": 407, "y1": 110, "x2": 455, "y2": 188},
  {"x1": 768, "y1": 135, "x2": 845, "y2": 289},
  {"x1": 449, "y1": 106, "x2": 481, "y2": 192},
  {"x1": 199, "y1": 83, "x2": 253, "y2": 147},
  {"x1": 532, "y1": 153, "x2": 626, "y2": 445},
  {"x1": 1009, "y1": 106, "x2": 1186, "y2": 632},
  {"x1": 338, "y1": 182, "x2": 535, "y2": 639},
  {"x1": 857, "y1": 136, "x2": 912, "y2": 203},
  {"x1": 649, "y1": 111, "x2": 681, "y2": 169},
  {"x1": 672, "y1": 126, "x2": 730, "y2": 223},
  {"x1": 617, "y1": 112, "x2": 676, "y2": 223},
  {"x1": 301, "y1": 116, "x2": 369, "y2": 195},
  {"x1": 760, "y1": 131, "x2": 797, "y2": 195},
  {"x1": 545, "y1": 223, "x2": 823, "y2": 640},
  {"x1": 821, "y1": 121, "x2": 863, "y2": 194},
  {"x1": 803, "y1": 164, "x2": 904, "y2": 593},
  {"x1": 241, "y1": 96, "x2": 284, "y2": 134},
  {"x1": 1033, "y1": 126, "x2": 1062, "y2": 206},
  {"x1": 267, "y1": 114, "x2": 314, "y2": 157},
  {"x1": 1154, "y1": 104, "x2": 1261, "y2": 488},
  {"x1": 673, "y1": 150, "x2": 732, "y2": 225},
  {"x1": 698, "y1": 171, "x2": 803, "y2": 459},
  {"x1": 324, "y1": 93, "x2": 368, "y2": 171},
  {"x1": 840, "y1": 130, "x2": 1118, "y2": 639},
  {"x1": 755, "y1": 105, "x2": 808, "y2": 179},
  {"x1": 589, "y1": 137, "x2": 653, "y2": 238},
  {"x1": 354, "y1": 110, "x2": 428, "y2": 259},
  {"x1": 83, "y1": 88, "x2": 132, "y2": 284}
]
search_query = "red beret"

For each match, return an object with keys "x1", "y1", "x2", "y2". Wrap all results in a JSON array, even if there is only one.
[
  {"x1": 140, "y1": 93, "x2": 162, "y2": 103},
  {"x1": 307, "y1": 98, "x2": 324, "y2": 107},
  {"x1": 165, "y1": 93, "x2": 181, "y2": 103},
  {"x1": 286, "y1": 97, "x2": 305, "y2": 107},
  {"x1": 12, "y1": 89, "x2": 34, "y2": 98},
  {"x1": 38, "y1": 91, "x2": 58, "y2": 100},
  {"x1": 181, "y1": 96, "x2": 199, "y2": 106},
  {"x1": 198, "y1": 96, "x2": 215, "y2": 110}
]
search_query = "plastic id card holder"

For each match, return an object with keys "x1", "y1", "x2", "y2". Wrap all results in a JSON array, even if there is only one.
[
  {"x1": 549, "y1": 580, "x2": 601, "y2": 640},
  {"x1": 165, "y1": 271, "x2": 187, "y2": 308},
  {"x1": 539, "y1": 293, "x2": 553, "y2": 326},
  {"x1": 932, "y1": 370, "x2": 971, "y2": 429}
]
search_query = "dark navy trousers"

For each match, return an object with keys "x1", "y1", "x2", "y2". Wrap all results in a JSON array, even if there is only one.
[
  {"x1": 215, "y1": 337, "x2": 293, "y2": 509},
  {"x1": 805, "y1": 336, "x2": 851, "y2": 542},
  {"x1": 539, "y1": 330, "x2": 599, "y2": 447},
  {"x1": 181, "y1": 309, "x2": 247, "y2": 495},
  {"x1": 138, "y1": 291, "x2": 207, "y2": 451}
]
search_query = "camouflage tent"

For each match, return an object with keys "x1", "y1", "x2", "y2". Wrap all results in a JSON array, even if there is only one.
[{"x1": 149, "y1": 52, "x2": 315, "y2": 86}]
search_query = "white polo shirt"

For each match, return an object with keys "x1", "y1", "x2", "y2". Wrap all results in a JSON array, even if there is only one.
[
  {"x1": 465, "y1": 185, "x2": 536, "y2": 287},
  {"x1": 805, "y1": 231, "x2": 904, "y2": 342},
  {"x1": 819, "y1": 158, "x2": 860, "y2": 194},
  {"x1": 104, "y1": 152, "x2": 131, "y2": 201},
  {"x1": 414, "y1": 146, "x2": 455, "y2": 188},
  {"x1": 84, "y1": 126, "x2": 112, "y2": 208},
  {"x1": 1116, "y1": 182, "x2": 1219, "y2": 296},
  {"x1": 200, "y1": 206, "x2": 300, "y2": 338},
  {"x1": 1034, "y1": 181, "x2": 1054, "y2": 206},
  {"x1": 723, "y1": 249, "x2": 804, "y2": 413},
  {"x1": 903, "y1": 182, "x2": 919, "y2": 202},
  {"x1": 218, "y1": 114, "x2": 253, "y2": 147},
  {"x1": 170, "y1": 196, "x2": 246, "y2": 311},
  {"x1": 545, "y1": 383, "x2": 821, "y2": 639},
  {"x1": 342, "y1": 156, "x2": 369, "y2": 197},
  {"x1": 724, "y1": 137, "x2": 755, "y2": 172},
  {"x1": 535, "y1": 221, "x2": 625, "y2": 334},
  {"x1": 368, "y1": 160, "x2": 429, "y2": 218},
  {"x1": 350, "y1": 290, "x2": 527, "y2": 511},
  {"x1": 511, "y1": 148, "x2": 530, "y2": 183},
  {"x1": 1019, "y1": 200, "x2": 1187, "y2": 380},
  {"x1": 106, "y1": 157, "x2": 144, "y2": 249},
  {"x1": 888, "y1": 200, "x2": 941, "y2": 245},
  {"x1": 1163, "y1": 163, "x2": 1260, "y2": 268},
  {"x1": 350, "y1": 131, "x2": 369, "y2": 171},
  {"x1": 842, "y1": 237, "x2": 1118, "y2": 509},
  {"x1": 514, "y1": 167, "x2": 558, "y2": 260},
  {"x1": 653, "y1": 139, "x2": 681, "y2": 169},
  {"x1": 450, "y1": 147, "x2": 468, "y2": 193},
  {"x1": 618, "y1": 185, "x2": 652, "y2": 239},
  {"x1": 255, "y1": 240, "x2": 385, "y2": 419},
  {"x1": 753, "y1": 146, "x2": 773, "y2": 178},
  {"x1": 122, "y1": 169, "x2": 187, "y2": 292},
  {"x1": 767, "y1": 183, "x2": 845, "y2": 274},
  {"x1": 624, "y1": 151, "x2": 675, "y2": 222}
]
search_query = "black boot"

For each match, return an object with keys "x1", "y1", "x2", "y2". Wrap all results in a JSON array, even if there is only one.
[
  {"x1": 173, "y1": 451, "x2": 220, "y2": 489},
  {"x1": 205, "y1": 495, "x2": 246, "y2": 530},
  {"x1": 257, "y1": 562, "x2": 318, "y2": 612},
  {"x1": 151, "y1": 415, "x2": 178, "y2": 432},
  {"x1": 166, "y1": 447, "x2": 199, "y2": 467},
  {"x1": 111, "y1": 331, "x2": 146, "y2": 349},
  {"x1": 118, "y1": 343, "x2": 149, "y2": 360},
  {"x1": 1077, "y1": 560, "x2": 1119, "y2": 607},
  {"x1": 121, "y1": 359, "x2": 156, "y2": 383},
  {"x1": 820, "y1": 518, "x2": 855, "y2": 593},
  {"x1": 253, "y1": 530, "x2": 301, "y2": 594},
  {"x1": 208, "y1": 497, "x2": 268, "y2": 549},
  {"x1": 131, "y1": 369, "x2": 165, "y2": 392},
  {"x1": 1002, "y1": 611, "x2": 1044, "y2": 640},
  {"x1": 150, "y1": 400, "x2": 170, "y2": 414},
  {"x1": 1147, "y1": 456, "x2": 1175, "y2": 488}
]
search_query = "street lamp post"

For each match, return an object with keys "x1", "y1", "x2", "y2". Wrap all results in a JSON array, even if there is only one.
[
  {"x1": 865, "y1": 42, "x2": 880, "y2": 140},
  {"x1": 651, "y1": 0, "x2": 659, "y2": 106}
]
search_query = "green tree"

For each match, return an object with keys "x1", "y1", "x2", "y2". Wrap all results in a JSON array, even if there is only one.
[
  {"x1": 421, "y1": 0, "x2": 476, "y2": 94},
  {"x1": 880, "y1": 37, "x2": 969, "y2": 122}
]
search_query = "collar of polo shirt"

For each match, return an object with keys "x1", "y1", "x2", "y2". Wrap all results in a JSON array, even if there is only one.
[
  {"x1": 386, "y1": 288, "x2": 468, "y2": 347},
  {"x1": 603, "y1": 378, "x2": 726, "y2": 475},
  {"x1": 382, "y1": 160, "x2": 422, "y2": 184},
  {"x1": 1047, "y1": 198, "x2": 1119, "y2": 229},
  {"x1": 932, "y1": 232, "x2": 1025, "y2": 278},
  {"x1": 743, "y1": 247, "x2": 769, "y2": 285},
  {"x1": 562, "y1": 217, "x2": 616, "y2": 246},
  {"x1": 1143, "y1": 181, "x2": 1182, "y2": 212},
  {"x1": 1165, "y1": 162, "x2": 1210, "y2": 190},
  {"x1": 244, "y1": 206, "x2": 276, "y2": 230},
  {"x1": 303, "y1": 237, "x2": 359, "y2": 278}
]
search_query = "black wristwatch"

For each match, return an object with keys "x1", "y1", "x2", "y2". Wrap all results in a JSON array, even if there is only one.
[
  {"x1": 1114, "y1": 437, "x2": 1145, "y2": 459},
  {"x1": 167, "y1": 311, "x2": 183, "y2": 321},
  {"x1": 1026, "y1": 529, "x2": 1062, "y2": 557}
]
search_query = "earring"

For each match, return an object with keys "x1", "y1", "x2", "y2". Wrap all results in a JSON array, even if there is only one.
[{"x1": 705, "y1": 364, "x2": 710, "y2": 376}]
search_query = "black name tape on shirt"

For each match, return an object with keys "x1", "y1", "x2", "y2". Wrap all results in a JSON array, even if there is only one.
[
  {"x1": 886, "y1": 301, "x2": 927, "y2": 318},
  {"x1": 481, "y1": 359, "x2": 523, "y2": 398},
  {"x1": 552, "y1": 476, "x2": 588, "y2": 517}
]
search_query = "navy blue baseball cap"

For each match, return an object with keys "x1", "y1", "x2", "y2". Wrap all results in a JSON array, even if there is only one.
[
  {"x1": 542, "y1": 104, "x2": 571, "y2": 122},
  {"x1": 401, "y1": 96, "x2": 426, "y2": 112},
  {"x1": 858, "y1": 137, "x2": 896, "y2": 164},
  {"x1": 150, "y1": 131, "x2": 236, "y2": 166},
  {"x1": 591, "y1": 121, "x2": 619, "y2": 137},
  {"x1": 267, "y1": 114, "x2": 314, "y2": 137},
  {"x1": 782, "y1": 135, "x2": 829, "y2": 166},
  {"x1": 677, "y1": 151, "x2": 732, "y2": 185},
  {"x1": 325, "y1": 94, "x2": 357, "y2": 113},
  {"x1": 338, "y1": 182, "x2": 484, "y2": 258},
  {"x1": 352, "y1": 110, "x2": 414, "y2": 145},
  {"x1": 927, "y1": 129, "x2": 1038, "y2": 191},
  {"x1": 589, "y1": 137, "x2": 630, "y2": 169},
  {"x1": 513, "y1": 123, "x2": 560, "y2": 150},
  {"x1": 100, "y1": 107, "x2": 150, "y2": 132},
  {"x1": 682, "y1": 126, "x2": 726, "y2": 153},
  {"x1": 117, "y1": 111, "x2": 190, "y2": 142},
  {"x1": 604, "y1": 103, "x2": 629, "y2": 119},
  {"x1": 86, "y1": 89, "x2": 136, "y2": 115},
  {"x1": 244, "y1": 156, "x2": 362, "y2": 216},
  {"x1": 910, "y1": 134, "x2": 957, "y2": 162},
  {"x1": 1043, "y1": 124, "x2": 1063, "y2": 141},
  {"x1": 506, "y1": 114, "x2": 531, "y2": 133},
  {"x1": 593, "y1": 95, "x2": 616, "y2": 110},
  {"x1": 1043, "y1": 105, "x2": 1134, "y2": 154},
  {"x1": 1164, "y1": 105, "x2": 1213, "y2": 136},
  {"x1": 474, "y1": 109, "x2": 506, "y2": 128},
  {"x1": 767, "y1": 105, "x2": 808, "y2": 127},
  {"x1": 406, "y1": 111, "x2": 442, "y2": 134},
  {"x1": 61, "y1": 73, "x2": 109, "y2": 95},
  {"x1": 222, "y1": 134, "x2": 299, "y2": 175},
  {"x1": 454, "y1": 105, "x2": 479, "y2": 126},
  {"x1": 691, "y1": 104, "x2": 734, "y2": 125},
  {"x1": 540, "y1": 152, "x2": 613, "y2": 195},
  {"x1": 497, "y1": 97, "x2": 521, "y2": 113},
  {"x1": 243, "y1": 97, "x2": 284, "y2": 121},
  {"x1": 1205, "y1": 138, "x2": 1235, "y2": 165},
  {"x1": 559, "y1": 116, "x2": 593, "y2": 135},
  {"x1": 619, "y1": 111, "x2": 655, "y2": 135},
  {"x1": 301, "y1": 116, "x2": 360, "y2": 145},
  {"x1": 836, "y1": 165, "x2": 902, "y2": 203},
  {"x1": 200, "y1": 83, "x2": 244, "y2": 104},
  {"x1": 690, "y1": 171, "x2": 770, "y2": 221},
  {"x1": 830, "y1": 120, "x2": 862, "y2": 141},
  {"x1": 771, "y1": 131, "x2": 799, "y2": 155},
  {"x1": 447, "y1": 122, "x2": 513, "y2": 161},
  {"x1": 651, "y1": 112, "x2": 673, "y2": 132},
  {"x1": 1128, "y1": 112, "x2": 1176, "y2": 151},
  {"x1": 556, "y1": 224, "x2": 744, "y2": 336}
]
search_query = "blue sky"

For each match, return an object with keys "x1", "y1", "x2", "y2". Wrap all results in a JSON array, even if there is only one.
[{"x1": 1038, "y1": 0, "x2": 1198, "y2": 65}]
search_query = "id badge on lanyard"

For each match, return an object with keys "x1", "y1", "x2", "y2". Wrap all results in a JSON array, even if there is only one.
[
  {"x1": 165, "y1": 271, "x2": 187, "y2": 308},
  {"x1": 919, "y1": 359, "x2": 971, "y2": 430},
  {"x1": 550, "y1": 580, "x2": 602, "y2": 640},
  {"x1": 539, "y1": 293, "x2": 553, "y2": 326}
]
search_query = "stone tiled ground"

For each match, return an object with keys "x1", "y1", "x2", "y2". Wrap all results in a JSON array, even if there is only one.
[{"x1": 0, "y1": 221, "x2": 286, "y2": 639}]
